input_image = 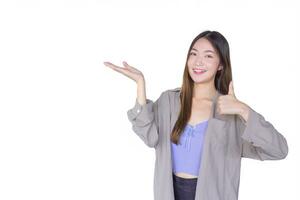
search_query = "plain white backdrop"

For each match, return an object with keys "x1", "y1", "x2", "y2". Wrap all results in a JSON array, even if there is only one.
[{"x1": 0, "y1": 0, "x2": 299, "y2": 199}]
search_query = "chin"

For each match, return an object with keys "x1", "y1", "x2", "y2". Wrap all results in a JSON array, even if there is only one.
[{"x1": 191, "y1": 75, "x2": 214, "y2": 84}]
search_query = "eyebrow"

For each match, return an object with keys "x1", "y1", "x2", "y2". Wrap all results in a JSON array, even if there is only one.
[{"x1": 191, "y1": 48, "x2": 215, "y2": 54}]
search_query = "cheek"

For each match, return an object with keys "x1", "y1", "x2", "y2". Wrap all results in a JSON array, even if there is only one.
[
  {"x1": 206, "y1": 60, "x2": 220, "y2": 69},
  {"x1": 187, "y1": 58, "x2": 194, "y2": 66},
  {"x1": 204, "y1": 59, "x2": 217, "y2": 65},
  {"x1": 187, "y1": 66, "x2": 193, "y2": 75}
]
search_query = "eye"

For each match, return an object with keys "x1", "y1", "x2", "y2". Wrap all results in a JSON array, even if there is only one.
[
  {"x1": 205, "y1": 55, "x2": 213, "y2": 58},
  {"x1": 189, "y1": 52, "x2": 196, "y2": 56}
]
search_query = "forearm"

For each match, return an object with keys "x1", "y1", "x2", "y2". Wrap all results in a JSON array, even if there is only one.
[
  {"x1": 137, "y1": 78, "x2": 147, "y2": 105},
  {"x1": 238, "y1": 104, "x2": 289, "y2": 160}
]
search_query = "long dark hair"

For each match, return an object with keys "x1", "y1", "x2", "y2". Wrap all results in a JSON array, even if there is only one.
[{"x1": 170, "y1": 30, "x2": 232, "y2": 145}]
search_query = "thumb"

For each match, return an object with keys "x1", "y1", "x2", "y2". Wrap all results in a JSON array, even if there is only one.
[{"x1": 228, "y1": 80, "x2": 235, "y2": 97}]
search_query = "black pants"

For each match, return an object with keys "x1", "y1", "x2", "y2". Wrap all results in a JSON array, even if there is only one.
[{"x1": 172, "y1": 172, "x2": 198, "y2": 200}]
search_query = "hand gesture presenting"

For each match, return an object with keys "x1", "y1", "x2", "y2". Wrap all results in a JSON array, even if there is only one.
[
  {"x1": 103, "y1": 61, "x2": 147, "y2": 105},
  {"x1": 103, "y1": 61, "x2": 145, "y2": 84},
  {"x1": 216, "y1": 81, "x2": 250, "y2": 122}
]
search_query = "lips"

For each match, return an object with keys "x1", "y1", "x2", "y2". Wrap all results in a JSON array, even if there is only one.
[{"x1": 193, "y1": 68, "x2": 207, "y2": 74}]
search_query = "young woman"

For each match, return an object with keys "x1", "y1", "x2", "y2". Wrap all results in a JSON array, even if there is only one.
[{"x1": 103, "y1": 30, "x2": 288, "y2": 200}]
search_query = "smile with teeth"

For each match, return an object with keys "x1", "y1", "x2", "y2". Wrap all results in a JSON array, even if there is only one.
[{"x1": 193, "y1": 68, "x2": 207, "y2": 74}]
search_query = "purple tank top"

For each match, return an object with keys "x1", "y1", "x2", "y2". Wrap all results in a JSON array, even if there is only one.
[{"x1": 171, "y1": 119, "x2": 209, "y2": 176}]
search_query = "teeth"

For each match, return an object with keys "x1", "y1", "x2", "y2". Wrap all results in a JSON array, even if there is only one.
[{"x1": 193, "y1": 69, "x2": 207, "y2": 72}]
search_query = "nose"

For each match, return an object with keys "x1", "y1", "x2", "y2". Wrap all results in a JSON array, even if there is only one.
[
  {"x1": 195, "y1": 56, "x2": 204, "y2": 66},
  {"x1": 195, "y1": 59, "x2": 203, "y2": 66}
]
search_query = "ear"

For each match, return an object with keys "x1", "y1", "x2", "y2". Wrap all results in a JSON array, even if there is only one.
[{"x1": 218, "y1": 65, "x2": 223, "y2": 71}]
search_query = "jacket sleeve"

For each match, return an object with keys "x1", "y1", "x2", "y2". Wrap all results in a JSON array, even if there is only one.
[
  {"x1": 236, "y1": 106, "x2": 289, "y2": 161},
  {"x1": 126, "y1": 91, "x2": 165, "y2": 148}
]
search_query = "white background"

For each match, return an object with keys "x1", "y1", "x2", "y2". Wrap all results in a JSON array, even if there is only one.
[{"x1": 0, "y1": 0, "x2": 299, "y2": 199}]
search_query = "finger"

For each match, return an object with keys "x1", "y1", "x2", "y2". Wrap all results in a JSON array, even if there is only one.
[
  {"x1": 123, "y1": 61, "x2": 141, "y2": 73},
  {"x1": 103, "y1": 61, "x2": 119, "y2": 68},
  {"x1": 103, "y1": 61, "x2": 110, "y2": 66},
  {"x1": 216, "y1": 98, "x2": 221, "y2": 113},
  {"x1": 104, "y1": 62, "x2": 127, "y2": 71},
  {"x1": 228, "y1": 80, "x2": 235, "y2": 97},
  {"x1": 104, "y1": 62, "x2": 131, "y2": 74},
  {"x1": 216, "y1": 102, "x2": 221, "y2": 115}
]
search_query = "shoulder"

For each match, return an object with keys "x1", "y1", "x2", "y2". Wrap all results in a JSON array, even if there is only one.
[
  {"x1": 156, "y1": 87, "x2": 181, "y2": 103},
  {"x1": 165, "y1": 87, "x2": 181, "y2": 99},
  {"x1": 159, "y1": 87, "x2": 181, "y2": 98},
  {"x1": 159, "y1": 87, "x2": 181, "y2": 102},
  {"x1": 164, "y1": 87, "x2": 181, "y2": 94}
]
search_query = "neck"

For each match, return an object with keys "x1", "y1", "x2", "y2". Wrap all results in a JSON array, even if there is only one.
[{"x1": 192, "y1": 81, "x2": 217, "y2": 101}]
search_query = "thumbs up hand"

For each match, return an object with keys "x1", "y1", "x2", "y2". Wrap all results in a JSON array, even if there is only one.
[
  {"x1": 216, "y1": 80, "x2": 250, "y2": 122},
  {"x1": 227, "y1": 80, "x2": 236, "y2": 98}
]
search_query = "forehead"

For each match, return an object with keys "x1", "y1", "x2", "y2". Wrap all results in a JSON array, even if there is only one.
[{"x1": 192, "y1": 38, "x2": 215, "y2": 53}]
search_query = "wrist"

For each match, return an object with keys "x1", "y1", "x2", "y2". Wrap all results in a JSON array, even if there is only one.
[{"x1": 137, "y1": 76, "x2": 145, "y2": 85}]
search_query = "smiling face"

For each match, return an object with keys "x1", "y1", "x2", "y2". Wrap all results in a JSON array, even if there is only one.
[{"x1": 187, "y1": 37, "x2": 223, "y2": 84}]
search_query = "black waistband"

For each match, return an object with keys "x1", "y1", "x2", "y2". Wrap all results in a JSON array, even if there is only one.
[{"x1": 172, "y1": 172, "x2": 198, "y2": 183}]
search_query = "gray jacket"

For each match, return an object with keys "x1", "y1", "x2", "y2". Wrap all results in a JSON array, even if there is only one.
[{"x1": 127, "y1": 87, "x2": 288, "y2": 200}]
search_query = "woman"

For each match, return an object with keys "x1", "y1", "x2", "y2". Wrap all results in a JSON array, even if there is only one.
[{"x1": 103, "y1": 30, "x2": 288, "y2": 200}]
